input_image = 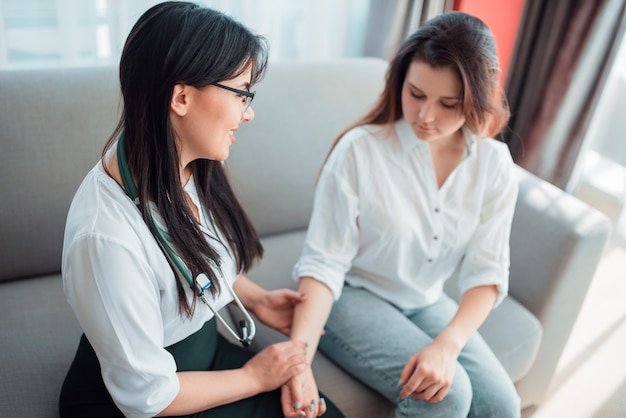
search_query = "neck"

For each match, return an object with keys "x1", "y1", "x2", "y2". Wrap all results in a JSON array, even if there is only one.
[
  {"x1": 180, "y1": 165, "x2": 192, "y2": 188},
  {"x1": 429, "y1": 129, "x2": 465, "y2": 155}
]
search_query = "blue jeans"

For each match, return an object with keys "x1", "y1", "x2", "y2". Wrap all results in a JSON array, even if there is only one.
[{"x1": 318, "y1": 285, "x2": 521, "y2": 418}]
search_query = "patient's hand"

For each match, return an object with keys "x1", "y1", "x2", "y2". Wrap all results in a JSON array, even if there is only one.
[{"x1": 281, "y1": 367, "x2": 326, "y2": 417}]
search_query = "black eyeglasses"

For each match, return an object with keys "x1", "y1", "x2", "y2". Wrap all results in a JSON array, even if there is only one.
[{"x1": 211, "y1": 83, "x2": 255, "y2": 112}]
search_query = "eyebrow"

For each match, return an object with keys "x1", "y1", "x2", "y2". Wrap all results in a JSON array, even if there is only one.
[{"x1": 407, "y1": 81, "x2": 461, "y2": 101}]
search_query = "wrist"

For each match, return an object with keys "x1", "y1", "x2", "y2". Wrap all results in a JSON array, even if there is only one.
[
  {"x1": 240, "y1": 365, "x2": 263, "y2": 395},
  {"x1": 435, "y1": 327, "x2": 465, "y2": 355}
]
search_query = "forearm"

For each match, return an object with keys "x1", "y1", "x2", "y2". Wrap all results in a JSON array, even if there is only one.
[
  {"x1": 157, "y1": 369, "x2": 258, "y2": 416},
  {"x1": 436, "y1": 285, "x2": 498, "y2": 353},
  {"x1": 291, "y1": 277, "x2": 334, "y2": 363},
  {"x1": 232, "y1": 274, "x2": 265, "y2": 310}
]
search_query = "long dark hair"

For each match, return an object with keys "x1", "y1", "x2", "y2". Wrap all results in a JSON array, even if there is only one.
[
  {"x1": 326, "y1": 11, "x2": 510, "y2": 161},
  {"x1": 103, "y1": 1, "x2": 267, "y2": 316}
]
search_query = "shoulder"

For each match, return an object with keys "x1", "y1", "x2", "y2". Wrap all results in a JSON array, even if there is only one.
[
  {"x1": 471, "y1": 135, "x2": 515, "y2": 171},
  {"x1": 64, "y1": 163, "x2": 147, "y2": 253},
  {"x1": 466, "y1": 132, "x2": 517, "y2": 188},
  {"x1": 475, "y1": 136, "x2": 512, "y2": 158},
  {"x1": 337, "y1": 124, "x2": 381, "y2": 147},
  {"x1": 333, "y1": 124, "x2": 392, "y2": 157}
]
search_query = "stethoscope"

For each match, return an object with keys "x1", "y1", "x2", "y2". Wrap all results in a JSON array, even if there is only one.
[{"x1": 116, "y1": 133, "x2": 256, "y2": 347}]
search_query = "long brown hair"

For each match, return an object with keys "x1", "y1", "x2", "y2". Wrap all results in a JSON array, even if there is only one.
[
  {"x1": 103, "y1": 2, "x2": 267, "y2": 317},
  {"x1": 325, "y1": 11, "x2": 510, "y2": 164}
]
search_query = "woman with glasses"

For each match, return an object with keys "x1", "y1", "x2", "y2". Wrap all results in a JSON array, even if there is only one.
[
  {"x1": 288, "y1": 11, "x2": 521, "y2": 418},
  {"x1": 58, "y1": 2, "x2": 342, "y2": 417}
]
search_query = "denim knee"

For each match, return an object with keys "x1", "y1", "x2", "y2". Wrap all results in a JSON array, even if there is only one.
[
  {"x1": 395, "y1": 368, "x2": 472, "y2": 418},
  {"x1": 469, "y1": 384, "x2": 521, "y2": 418}
]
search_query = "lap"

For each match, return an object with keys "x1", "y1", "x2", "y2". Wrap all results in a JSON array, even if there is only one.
[
  {"x1": 318, "y1": 286, "x2": 463, "y2": 400},
  {"x1": 60, "y1": 320, "x2": 344, "y2": 418},
  {"x1": 319, "y1": 285, "x2": 519, "y2": 417}
]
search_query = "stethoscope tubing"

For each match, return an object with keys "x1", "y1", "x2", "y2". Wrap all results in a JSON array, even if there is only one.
[{"x1": 116, "y1": 133, "x2": 256, "y2": 347}]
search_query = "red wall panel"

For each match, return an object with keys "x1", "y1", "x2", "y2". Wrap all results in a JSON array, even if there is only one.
[{"x1": 453, "y1": 0, "x2": 526, "y2": 85}]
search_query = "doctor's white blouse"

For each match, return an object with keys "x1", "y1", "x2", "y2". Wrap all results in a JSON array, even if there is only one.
[
  {"x1": 293, "y1": 118, "x2": 519, "y2": 310},
  {"x1": 62, "y1": 163, "x2": 237, "y2": 418}
]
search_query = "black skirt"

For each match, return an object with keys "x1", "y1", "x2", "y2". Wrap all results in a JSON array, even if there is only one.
[{"x1": 59, "y1": 318, "x2": 343, "y2": 417}]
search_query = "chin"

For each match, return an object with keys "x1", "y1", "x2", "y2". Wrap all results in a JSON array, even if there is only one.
[{"x1": 412, "y1": 129, "x2": 435, "y2": 141}]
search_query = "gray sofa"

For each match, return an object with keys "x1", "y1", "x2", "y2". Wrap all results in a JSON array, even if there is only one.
[{"x1": 0, "y1": 58, "x2": 611, "y2": 418}]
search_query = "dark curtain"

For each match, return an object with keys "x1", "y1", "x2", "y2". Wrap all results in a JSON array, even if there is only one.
[{"x1": 504, "y1": 0, "x2": 626, "y2": 188}]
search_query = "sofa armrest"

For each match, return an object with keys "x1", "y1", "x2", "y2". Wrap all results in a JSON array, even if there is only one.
[{"x1": 509, "y1": 165, "x2": 612, "y2": 405}]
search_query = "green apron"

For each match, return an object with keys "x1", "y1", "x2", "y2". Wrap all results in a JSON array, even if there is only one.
[{"x1": 59, "y1": 318, "x2": 343, "y2": 417}]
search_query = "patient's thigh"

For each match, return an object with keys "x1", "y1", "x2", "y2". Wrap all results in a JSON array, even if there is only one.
[{"x1": 318, "y1": 286, "x2": 456, "y2": 400}]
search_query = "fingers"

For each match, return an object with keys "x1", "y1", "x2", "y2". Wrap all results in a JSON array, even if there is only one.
[
  {"x1": 398, "y1": 360, "x2": 451, "y2": 401},
  {"x1": 313, "y1": 397, "x2": 327, "y2": 416},
  {"x1": 398, "y1": 358, "x2": 414, "y2": 389},
  {"x1": 286, "y1": 290, "x2": 307, "y2": 303},
  {"x1": 398, "y1": 358, "x2": 422, "y2": 398},
  {"x1": 428, "y1": 385, "x2": 450, "y2": 403},
  {"x1": 276, "y1": 289, "x2": 306, "y2": 302},
  {"x1": 290, "y1": 376, "x2": 303, "y2": 415},
  {"x1": 249, "y1": 341, "x2": 307, "y2": 391},
  {"x1": 402, "y1": 372, "x2": 452, "y2": 403},
  {"x1": 410, "y1": 382, "x2": 440, "y2": 401},
  {"x1": 281, "y1": 384, "x2": 304, "y2": 418},
  {"x1": 294, "y1": 395, "x2": 326, "y2": 417},
  {"x1": 285, "y1": 370, "x2": 326, "y2": 417}
]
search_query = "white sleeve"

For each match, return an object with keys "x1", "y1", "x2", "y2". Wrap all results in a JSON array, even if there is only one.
[
  {"x1": 293, "y1": 138, "x2": 361, "y2": 300},
  {"x1": 457, "y1": 146, "x2": 519, "y2": 307},
  {"x1": 63, "y1": 232, "x2": 179, "y2": 418}
]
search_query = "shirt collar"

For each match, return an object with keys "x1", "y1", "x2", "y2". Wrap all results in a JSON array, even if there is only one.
[{"x1": 394, "y1": 117, "x2": 477, "y2": 157}]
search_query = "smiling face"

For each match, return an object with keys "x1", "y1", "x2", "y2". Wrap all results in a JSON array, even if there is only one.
[
  {"x1": 170, "y1": 67, "x2": 254, "y2": 175},
  {"x1": 401, "y1": 60, "x2": 466, "y2": 145}
]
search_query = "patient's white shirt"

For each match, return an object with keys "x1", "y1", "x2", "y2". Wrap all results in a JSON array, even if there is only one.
[
  {"x1": 62, "y1": 163, "x2": 237, "y2": 418},
  {"x1": 293, "y1": 118, "x2": 518, "y2": 309}
]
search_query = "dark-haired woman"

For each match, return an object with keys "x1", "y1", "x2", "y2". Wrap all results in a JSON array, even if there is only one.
[
  {"x1": 287, "y1": 11, "x2": 521, "y2": 418},
  {"x1": 58, "y1": 2, "x2": 342, "y2": 417}
]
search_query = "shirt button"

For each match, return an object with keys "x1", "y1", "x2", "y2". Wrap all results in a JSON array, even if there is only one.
[
  {"x1": 434, "y1": 207, "x2": 440, "y2": 213},
  {"x1": 433, "y1": 236, "x2": 439, "y2": 240},
  {"x1": 428, "y1": 258, "x2": 433, "y2": 262}
]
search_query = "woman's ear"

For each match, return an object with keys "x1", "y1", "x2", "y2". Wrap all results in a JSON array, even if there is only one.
[{"x1": 171, "y1": 83, "x2": 188, "y2": 116}]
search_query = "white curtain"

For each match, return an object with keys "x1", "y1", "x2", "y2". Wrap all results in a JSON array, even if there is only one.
[
  {"x1": 0, "y1": 0, "x2": 453, "y2": 70},
  {"x1": 0, "y1": 0, "x2": 373, "y2": 69}
]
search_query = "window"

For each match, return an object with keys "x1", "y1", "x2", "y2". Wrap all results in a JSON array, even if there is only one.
[
  {"x1": 568, "y1": 34, "x2": 626, "y2": 243},
  {"x1": 0, "y1": 0, "x2": 370, "y2": 70}
]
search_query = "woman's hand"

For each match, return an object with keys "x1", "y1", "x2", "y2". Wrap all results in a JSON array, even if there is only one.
[
  {"x1": 251, "y1": 289, "x2": 307, "y2": 335},
  {"x1": 281, "y1": 367, "x2": 327, "y2": 417},
  {"x1": 398, "y1": 285, "x2": 499, "y2": 403},
  {"x1": 242, "y1": 340, "x2": 307, "y2": 393},
  {"x1": 398, "y1": 336, "x2": 461, "y2": 403}
]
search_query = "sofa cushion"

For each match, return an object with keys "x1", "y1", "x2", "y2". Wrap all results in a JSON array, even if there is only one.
[
  {"x1": 0, "y1": 67, "x2": 119, "y2": 283},
  {"x1": 0, "y1": 274, "x2": 82, "y2": 417},
  {"x1": 479, "y1": 296, "x2": 542, "y2": 381}
]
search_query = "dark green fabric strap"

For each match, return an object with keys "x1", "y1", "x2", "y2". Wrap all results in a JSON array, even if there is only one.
[
  {"x1": 116, "y1": 132, "x2": 139, "y2": 201},
  {"x1": 114, "y1": 131, "x2": 196, "y2": 290}
]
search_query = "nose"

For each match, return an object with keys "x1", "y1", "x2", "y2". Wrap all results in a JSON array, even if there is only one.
[
  {"x1": 242, "y1": 105, "x2": 254, "y2": 122},
  {"x1": 419, "y1": 100, "x2": 435, "y2": 123}
]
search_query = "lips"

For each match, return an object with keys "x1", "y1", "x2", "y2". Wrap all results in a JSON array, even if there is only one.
[{"x1": 416, "y1": 123, "x2": 434, "y2": 132}]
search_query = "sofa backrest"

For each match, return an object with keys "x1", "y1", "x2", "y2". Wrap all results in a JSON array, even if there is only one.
[
  {"x1": 225, "y1": 58, "x2": 388, "y2": 236},
  {"x1": 0, "y1": 67, "x2": 121, "y2": 282},
  {"x1": 0, "y1": 59, "x2": 388, "y2": 282}
]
